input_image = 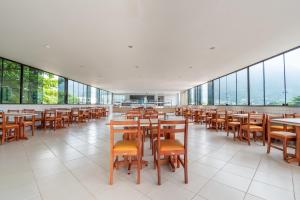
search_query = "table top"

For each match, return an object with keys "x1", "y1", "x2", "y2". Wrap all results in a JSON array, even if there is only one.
[
  {"x1": 56, "y1": 109, "x2": 71, "y2": 113},
  {"x1": 271, "y1": 118, "x2": 300, "y2": 126},
  {"x1": 6, "y1": 113, "x2": 38, "y2": 117}
]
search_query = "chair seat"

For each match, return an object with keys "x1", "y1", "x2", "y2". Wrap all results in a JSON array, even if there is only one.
[
  {"x1": 113, "y1": 140, "x2": 138, "y2": 153},
  {"x1": 241, "y1": 125, "x2": 263, "y2": 131},
  {"x1": 5, "y1": 124, "x2": 19, "y2": 129},
  {"x1": 212, "y1": 119, "x2": 225, "y2": 123},
  {"x1": 228, "y1": 121, "x2": 240, "y2": 126},
  {"x1": 270, "y1": 125, "x2": 294, "y2": 131},
  {"x1": 159, "y1": 139, "x2": 184, "y2": 152},
  {"x1": 23, "y1": 121, "x2": 33, "y2": 125},
  {"x1": 270, "y1": 131, "x2": 296, "y2": 139}
]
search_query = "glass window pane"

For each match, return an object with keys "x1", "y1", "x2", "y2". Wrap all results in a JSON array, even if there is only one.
[
  {"x1": 213, "y1": 79, "x2": 220, "y2": 105},
  {"x1": 249, "y1": 63, "x2": 264, "y2": 105},
  {"x1": 207, "y1": 81, "x2": 213, "y2": 105},
  {"x1": 201, "y1": 83, "x2": 208, "y2": 105},
  {"x1": 2, "y1": 60, "x2": 21, "y2": 103},
  {"x1": 83, "y1": 84, "x2": 87, "y2": 104},
  {"x1": 68, "y1": 80, "x2": 74, "y2": 104},
  {"x1": 91, "y1": 87, "x2": 97, "y2": 104},
  {"x1": 264, "y1": 55, "x2": 285, "y2": 105},
  {"x1": 285, "y1": 48, "x2": 300, "y2": 106},
  {"x1": 58, "y1": 77, "x2": 65, "y2": 104},
  {"x1": 42, "y1": 72, "x2": 58, "y2": 104},
  {"x1": 73, "y1": 81, "x2": 79, "y2": 104},
  {"x1": 86, "y1": 85, "x2": 91, "y2": 104},
  {"x1": 227, "y1": 73, "x2": 236, "y2": 105},
  {"x1": 23, "y1": 66, "x2": 42, "y2": 104},
  {"x1": 220, "y1": 77, "x2": 227, "y2": 105},
  {"x1": 237, "y1": 69, "x2": 248, "y2": 105}
]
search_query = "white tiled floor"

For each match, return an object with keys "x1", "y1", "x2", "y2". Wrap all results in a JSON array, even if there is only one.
[{"x1": 0, "y1": 116, "x2": 299, "y2": 200}]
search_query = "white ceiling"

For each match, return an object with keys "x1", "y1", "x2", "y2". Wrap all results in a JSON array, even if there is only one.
[{"x1": 0, "y1": 0, "x2": 300, "y2": 93}]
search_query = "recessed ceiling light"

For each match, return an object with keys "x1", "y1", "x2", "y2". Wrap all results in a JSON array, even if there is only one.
[
  {"x1": 44, "y1": 44, "x2": 50, "y2": 49},
  {"x1": 209, "y1": 46, "x2": 216, "y2": 50},
  {"x1": 189, "y1": 66, "x2": 193, "y2": 69},
  {"x1": 128, "y1": 45, "x2": 133, "y2": 48},
  {"x1": 135, "y1": 65, "x2": 139, "y2": 69}
]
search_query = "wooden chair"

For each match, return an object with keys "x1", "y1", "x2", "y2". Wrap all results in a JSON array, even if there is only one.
[
  {"x1": 226, "y1": 111, "x2": 240, "y2": 140},
  {"x1": 109, "y1": 120, "x2": 142, "y2": 185},
  {"x1": 267, "y1": 115, "x2": 296, "y2": 161},
  {"x1": 0, "y1": 112, "x2": 19, "y2": 144},
  {"x1": 21, "y1": 109, "x2": 35, "y2": 136},
  {"x1": 44, "y1": 110, "x2": 62, "y2": 130},
  {"x1": 153, "y1": 119, "x2": 188, "y2": 185},
  {"x1": 205, "y1": 111, "x2": 213, "y2": 128},
  {"x1": 61, "y1": 111, "x2": 71, "y2": 127},
  {"x1": 211, "y1": 111, "x2": 225, "y2": 131},
  {"x1": 240, "y1": 113, "x2": 266, "y2": 145}
]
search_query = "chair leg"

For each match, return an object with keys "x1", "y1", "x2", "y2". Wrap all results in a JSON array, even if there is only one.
[
  {"x1": 283, "y1": 139, "x2": 287, "y2": 161},
  {"x1": 267, "y1": 135, "x2": 271, "y2": 154},
  {"x1": 157, "y1": 155, "x2": 161, "y2": 185},
  {"x1": 1, "y1": 128, "x2": 6, "y2": 144},
  {"x1": 137, "y1": 154, "x2": 141, "y2": 184},
  {"x1": 184, "y1": 154, "x2": 188, "y2": 184},
  {"x1": 32, "y1": 125, "x2": 35, "y2": 136},
  {"x1": 247, "y1": 130, "x2": 251, "y2": 145},
  {"x1": 109, "y1": 154, "x2": 114, "y2": 185}
]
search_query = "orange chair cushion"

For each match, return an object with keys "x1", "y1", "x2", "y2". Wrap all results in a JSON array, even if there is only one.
[
  {"x1": 241, "y1": 125, "x2": 263, "y2": 131},
  {"x1": 113, "y1": 140, "x2": 138, "y2": 153},
  {"x1": 159, "y1": 139, "x2": 184, "y2": 152},
  {"x1": 228, "y1": 121, "x2": 240, "y2": 125},
  {"x1": 270, "y1": 131, "x2": 296, "y2": 139}
]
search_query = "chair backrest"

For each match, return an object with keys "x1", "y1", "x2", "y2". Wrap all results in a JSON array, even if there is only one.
[
  {"x1": 143, "y1": 113, "x2": 158, "y2": 119},
  {"x1": 266, "y1": 114, "x2": 284, "y2": 132},
  {"x1": 126, "y1": 113, "x2": 142, "y2": 120},
  {"x1": 157, "y1": 119, "x2": 188, "y2": 150},
  {"x1": 22, "y1": 109, "x2": 35, "y2": 113},
  {"x1": 0, "y1": 112, "x2": 6, "y2": 129},
  {"x1": 44, "y1": 109, "x2": 57, "y2": 118},
  {"x1": 109, "y1": 120, "x2": 141, "y2": 149},
  {"x1": 245, "y1": 113, "x2": 266, "y2": 128}
]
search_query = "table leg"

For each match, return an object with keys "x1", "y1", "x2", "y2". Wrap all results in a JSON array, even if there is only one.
[{"x1": 296, "y1": 126, "x2": 300, "y2": 165}]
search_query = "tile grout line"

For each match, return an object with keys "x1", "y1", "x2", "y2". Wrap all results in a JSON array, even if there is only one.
[
  {"x1": 242, "y1": 152, "x2": 264, "y2": 200},
  {"x1": 189, "y1": 135, "x2": 242, "y2": 200},
  {"x1": 22, "y1": 137, "x2": 45, "y2": 200}
]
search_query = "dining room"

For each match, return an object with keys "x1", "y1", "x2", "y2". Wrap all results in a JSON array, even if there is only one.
[{"x1": 1, "y1": 1, "x2": 300, "y2": 200}]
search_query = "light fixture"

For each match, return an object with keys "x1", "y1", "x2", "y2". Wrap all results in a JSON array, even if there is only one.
[
  {"x1": 189, "y1": 66, "x2": 193, "y2": 69},
  {"x1": 135, "y1": 65, "x2": 139, "y2": 69},
  {"x1": 209, "y1": 46, "x2": 216, "y2": 50},
  {"x1": 128, "y1": 45, "x2": 133, "y2": 48},
  {"x1": 79, "y1": 65, "x2": 85, "y2": 68},
  {"x1": 44, "y1": 44, "x2": 50, "y2": 49}
]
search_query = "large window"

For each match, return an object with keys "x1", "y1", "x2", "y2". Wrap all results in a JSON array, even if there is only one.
[
  {"x1": 0, "y1": 56, "x2": 112, "y2": 105},
  {"x1": 236, "y1": 69, "x2": 248, "y2": 105},
  {"x1": 187, "y1": 46, "x2": 300, "y2": 107},
  {"x1": 23, "y1": 66, "x2": 43, "y2": 104},
  {"x1": 91, "y1": 87, "x2": 97, "y2": 104},
  {"x1": 219, "y1": 77, "x2": 227, "y2": 105},
  {"x1": 42, "y1": 72, "x2": 59, "y2": 104},
  {"x1": 1, "y1": 60, "x2": 21, "y2": 103},
  {"x1": 249, "y1": 63, "x2": 264, "y2": 105},
  {"x1": 68, "y1": 80, "x2": 74, "y2": 104},
  {"x1": 201, "y1": 83, "x2": 208, "y2": 105},
  {"x1": 213, "y1": 79, "x2": 220, "y2": 105},
  {"x1": 227, "y1": 73, "x2": 236, "y2": 105},
  {"x1": 285, "y1": 48, "x2": 300, "y2": 106},
  {"x1": 264, "y1": 55, "x2": 285, "y2": 105}
]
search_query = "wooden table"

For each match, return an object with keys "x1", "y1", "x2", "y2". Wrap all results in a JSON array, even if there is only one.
[
  {"x1": 6, "y1": 113, "x2": 38, "y2": 140},
  {"x1": 271, "y1": 118, "x2": 300, "y2": 165}
]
